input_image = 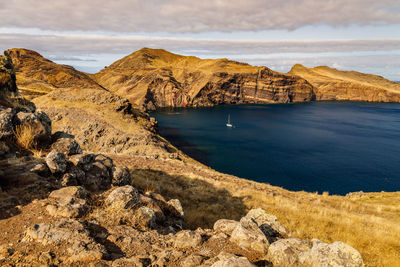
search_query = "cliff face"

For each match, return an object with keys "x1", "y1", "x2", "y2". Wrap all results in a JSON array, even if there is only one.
[
  {"x1": 92, "y1": 48, "x2": 315, "y2": 110},
  {"x1": 289, "y1": 64, "x2": 400, "y2": 102},
  {"x1": 5, "y1": 49, "x2": 105, "y2": 99}
]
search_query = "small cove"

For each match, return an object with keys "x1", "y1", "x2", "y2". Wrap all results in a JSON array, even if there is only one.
[{"x1": 152, "y1": 102, "x2": 400, "y2": 195}]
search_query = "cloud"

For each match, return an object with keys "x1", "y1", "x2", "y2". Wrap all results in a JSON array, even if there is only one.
[{"x1": 0, "y1": 0, "x2": 399, "y2": 33}]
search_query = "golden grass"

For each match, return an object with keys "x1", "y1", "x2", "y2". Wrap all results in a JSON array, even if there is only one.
[{"x1": 14, "y1": 124, "x2": 36, "y2": 150}]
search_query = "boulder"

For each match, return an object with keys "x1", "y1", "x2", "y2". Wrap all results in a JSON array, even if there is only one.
[
  {"x1": 84, "y1": 160, "x2": 112, "y2": 191},
  {"x1": 268, "y1": 238, "x2": 312, "y2": 267},
  {"x1": 230, "y1": 216, "x2": 269, "y2": 256},
  {"x1": 30, "y1": 163, "x2": 50, "y2": 176},
  {"x1": 46, "y1": 150, "x2": 67, "y2": 174},
  {"x1": 95, "y1": 154, "x2": 113, "y2": 170},
  {"x1": 174, "y1": 230, "x2": 202, "y2": 249},
  {"x1": 211, "y1": 252, "x2": 256, "y2": 267},
  {"x1": 105, "y1": 185, "x2": 141, "y2": 210},
  {"x1": 246, "y1": 208, "x2": 288, "y2": 242},
  {"x1": 23, "y1": 219, "x2": 106, "y2": 262},
  {"x1": 0, "y1": 108, "x2": 16, "y2": 139},
  {"x1": 299, "y1": 239, "x2": 365, "y2": 267},
  {"x1": 51, "y1": 137, "x2": 82, "y2": 156},
  {"x1": 46, "y1": 186, "x2": 88, "y2": 218},
  {"x1": 112, "y1": 166, "x2": 131, "y2": 186},
  {"x1": 0, "y1": 140, "x2": 10, "y2": 157},
  {"x1": 17, "y1": 110, "x2": 52, "y2": 147},
  {"x1": 181, "y1": 254, "x2": 204, "y2": 267},
  {"x1": 213, "y1": 219, "x2": 240, "y2": 235},
  {"x1": 69, "y1": 153, "x2": 95, "y2": 171},
  {"x1": 62, "y1": 164, "x2": 85, "y2": 187}
]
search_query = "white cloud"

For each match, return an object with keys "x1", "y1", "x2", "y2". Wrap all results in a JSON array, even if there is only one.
[{"x1": 0, "y1": 0, "x2": 399, "y2": 33}]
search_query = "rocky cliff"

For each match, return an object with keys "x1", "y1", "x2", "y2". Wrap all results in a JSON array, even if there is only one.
[
  {"x1": 289, "y1": 64, "x2": 400, "y2": 102},
  {"x1": 92, "y1": 48, "x2": 315, "y2": 110},
  {"x1": 0, "y1": 53, "x2": 366, "y2": 266}
]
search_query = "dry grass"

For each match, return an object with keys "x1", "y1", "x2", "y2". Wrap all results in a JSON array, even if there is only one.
[{"x1": 14, "y1": 124, "x2": 36, "y2": 150}]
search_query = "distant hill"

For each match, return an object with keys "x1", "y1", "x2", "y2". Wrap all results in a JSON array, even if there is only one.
[
  {"x1": 289, "y1": 64, "x2": 400, "y2": 102},
  {"x1": 91, "y1": 48, "x2": 315, "y2": 110}
]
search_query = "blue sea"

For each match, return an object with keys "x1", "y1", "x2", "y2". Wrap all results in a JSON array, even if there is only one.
[{"x1": 152, "y1": 102, "x2": 400, "y2": 195}]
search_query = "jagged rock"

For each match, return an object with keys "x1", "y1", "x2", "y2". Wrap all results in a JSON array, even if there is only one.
[
  {"x1": 23, "y1": 219, "x2": 106, "y2": 262},
  {"x1": 299, "y1": 239, "x2": 365, "y2": 267},
  {"x1": 268, "y1": 238, "x2": 312, "y2": 267},
  {"x1": 112, "y1": 166, "x2": 131, "y2": 186},
  {"x1": 51, "y1": 137, "x2": 82, "y2": 156},
  {"x1": 213, "y1": 219, "x2": 240, "y2": 235},
  {"x1": 181, "y1": 254, "x2": 205, "y2": 267},
  {"x1": 246, "y1": 208, "x2": 288, "y2": 242},
  {"x1": 140, "y1": 194, "x2": 165, "y2": 222},
  {"x1": 174, "y1": 230, "x2": 202, "y2": 249},
  {"x1": 69, "y1": 153, "x2": 95, "y2": 171},
  {"x1": 84, "y1": 160, "x2": 112, "y2": 191},
  {"x1": 46, "y1": 186, "x2": 88, "y2": 218},
  {"x1": 62, "y1": 164, "x2": 85, "y2": 187},
  {"x1": 167, "y1": 199, "x2": 185, "y2": 218},
  {"x1": 10, "y1": 96, "x2": 36, "y2": 113},
  {"x1": 46, "y1": 149, "x2": 67, "y2": 174},
  {"x1": 210, "y1": 252, "x2": 256, "y2": 267},
  {"x1": 105, "y1": 185, "x2": 141, "y2": 210},
  {"x1": 134, "y1": 206, "x2": 157, "y2": 230},
  {"x1": 17, "y1": 110, "x2": 52, "y2": 146},
  {"x1": 230, "y1": 216, "x2": 270, "y2": 256}
]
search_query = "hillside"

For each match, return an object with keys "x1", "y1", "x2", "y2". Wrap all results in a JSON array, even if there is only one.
[
  {"x1": 5, "y1": 48, "x2": 106, "y2": 99},
  {"x1": 92, "y1": 48, "x2": 315, "y2": 110},
  {"x1": 289, "y1": 64, "x2": 400, "y2": 102}
]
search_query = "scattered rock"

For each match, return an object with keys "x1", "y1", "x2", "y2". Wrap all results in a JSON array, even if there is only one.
[
  {"x1": 84, "y1": 160, "x2": 112, "y2": 191},
  {"x1": 112, "y1": 166, "x2": 131, "y2": 186},
  {"x1": 213, "y1": 219, "x2": 240, "y2": 235},
  {"x1": 268, "y1": 238, "x2": 312, "y2": 267},
  {"x1": 51, "y1": 137, "x2": 82, "y2": 156},
  {"x1": 95, "y1": 154, "x2": 113, "y2": 170},
  {"x1": 246, "y1": 208, "x2": 288, "y2": 242},
  {"x1": 167, "y1": 198, "x2": 185, "y2": 218},
  {"x1": 45, "y1": 149, "x2": 67, "y2": 174},
  {"x1": 0, "y1": 108, "x2": 16, "y2": 139},
  {"x1": 230, "y1": 216, "x2": 270, "y2": 256},
  {"x1": 174, "y1": 230, "x2": 202, "y2": 249},
  {"x1": 105, "y1": 185, "x2": 141, "y2": 210},
  {"x1": 69, "y1": 153, "x2": 95, "y2": 171},
  {"x1": 181, "y1": 254, "x2": 204, "y2": 266},
  {"x1": 23, "y1": 219, "x2": 106, "y2": 262}
]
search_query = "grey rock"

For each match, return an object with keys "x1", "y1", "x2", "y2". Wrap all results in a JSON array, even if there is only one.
[
  {"x1": 134, "y1": 206, "x2": 157, "y2": 230},
  {"x1": 0, "y1": 108, "x2": 16, "y2": 139},
  {"x1": 167, "y1": 199, "x2": 185, "y2": 218},
  {"x1": 95, "y1": 154, "x2": 113, "y2": 170},
  {"x1": 268, "y1": 238, "x2": 312, "y2": 267},
  {"x1": 46, "y1": 186, "x2": 88, "y2": 218},
  {"x1": 46, "y1": 150, "x2": 67, "y2": 174},
  {"x1": 69, "y1": 153, "x2": 95, "y2": 171},
  {"x1": 246, "y1": 208, "x2": 288, "y2": 242},
  {"x1": 112, "y1": 166, "x2": 131, "y2": 186}
]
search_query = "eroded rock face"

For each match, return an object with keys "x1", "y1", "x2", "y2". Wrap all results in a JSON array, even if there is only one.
[
  {"x1": 230, "y1": 216, "x2": 270, "y2": 256},
  {"x1": 93, "y1": 48, "x2": 315, "y2": 110}
]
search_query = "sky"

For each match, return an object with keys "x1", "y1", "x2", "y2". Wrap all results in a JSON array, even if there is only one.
[{"x1": 0, "y1": 0, "x2": 399, "y2": 80}]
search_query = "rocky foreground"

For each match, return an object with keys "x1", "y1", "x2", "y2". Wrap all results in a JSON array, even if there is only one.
[{"x1": 0, "y1": 53, "x2": 368, "y2": 266}]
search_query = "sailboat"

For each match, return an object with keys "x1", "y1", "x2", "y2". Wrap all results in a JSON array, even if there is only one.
[{"x1": 226, "y1": 114, "x2": 233, "y2": 127}]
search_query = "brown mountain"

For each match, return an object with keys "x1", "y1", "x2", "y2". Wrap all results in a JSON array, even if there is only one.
[
  {"x1": 5, "y1": 48, "x2": 105, "y2": 99},
  {"x1": 289, "y1": 64, "x2": 400, "y2": 102},
  {"x1": 92, "y1": 48, "x2": 315, "y2": 110}
]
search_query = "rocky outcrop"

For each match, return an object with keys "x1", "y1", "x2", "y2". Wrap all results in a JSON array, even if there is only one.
[
  {"x1": 92, "y1": 48, "x2": 315, "y2": 110},
  {"x1": 289, "y1": 64, "x2": 400, "y2": 102}
]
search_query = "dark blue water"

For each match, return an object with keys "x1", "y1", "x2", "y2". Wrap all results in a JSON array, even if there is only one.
[{"x1": 152, "y1": 102, "x2": 400, "y2": 195}]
